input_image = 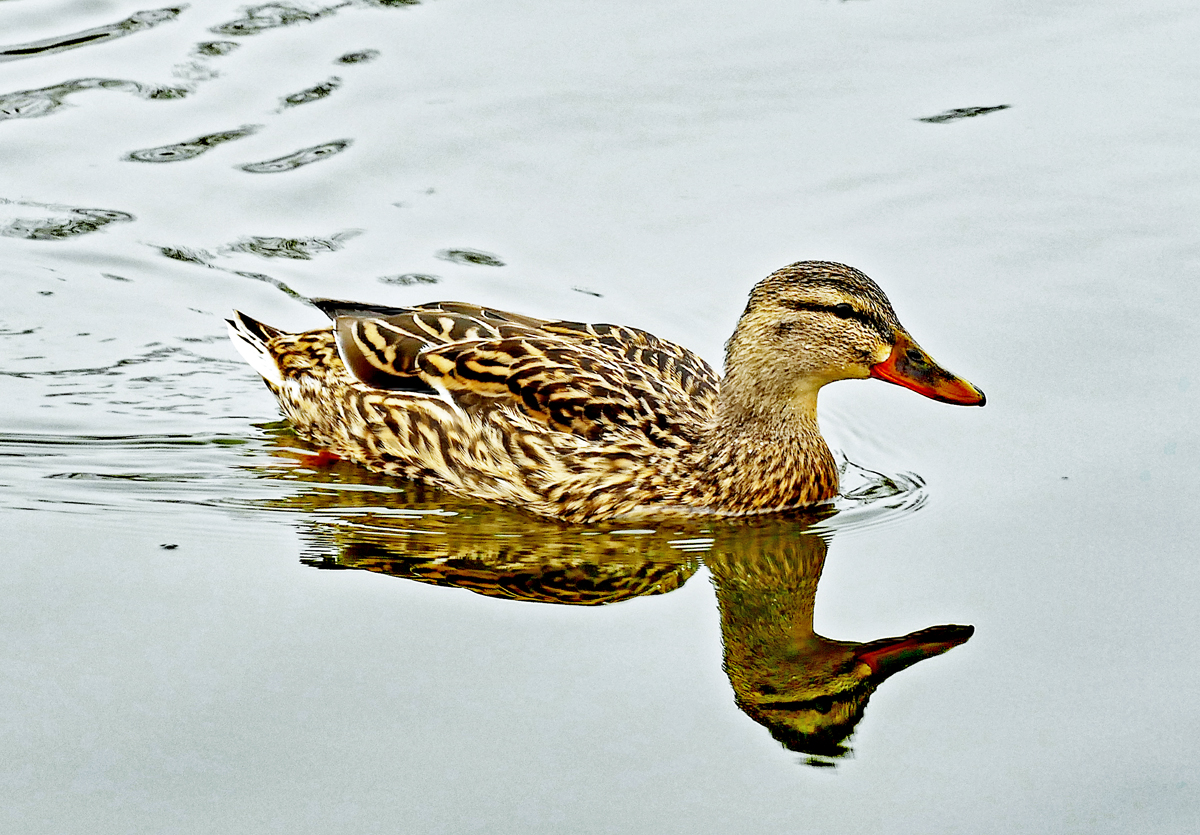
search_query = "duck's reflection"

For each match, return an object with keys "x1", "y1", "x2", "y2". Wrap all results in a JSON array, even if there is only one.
[
  {"x1": 255, "y1": 432, "x2": 972, "y2": 761},
  {"x1": 705, "y1": 524, "x2": 971, "y2": 760}
]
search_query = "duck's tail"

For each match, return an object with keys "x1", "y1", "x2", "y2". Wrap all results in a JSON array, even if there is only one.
[{"x1": 226, "y1": 311, "x2": 285, "y2": 386}]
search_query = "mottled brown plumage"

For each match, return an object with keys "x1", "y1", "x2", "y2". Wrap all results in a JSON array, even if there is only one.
[{"x1": 228, "y1": 260, "x2": 984, "y2": 522}]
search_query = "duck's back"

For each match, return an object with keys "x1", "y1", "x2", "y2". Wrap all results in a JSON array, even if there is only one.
[{"x1": 240, "y1": 301, "x2": 721, "y2": 521}]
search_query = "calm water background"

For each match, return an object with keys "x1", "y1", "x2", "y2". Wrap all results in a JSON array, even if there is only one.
[{"x1": 2, "y1": 1, "x2": 1198, "y2": 832}]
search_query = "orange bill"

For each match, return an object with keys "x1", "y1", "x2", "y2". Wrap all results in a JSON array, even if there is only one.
[
  {"x1": 870, "y1": 331, "x2": 986, "y2": 406},
  {"x1": 854, "y1": 624, "x2": 975, "y2": 680}
]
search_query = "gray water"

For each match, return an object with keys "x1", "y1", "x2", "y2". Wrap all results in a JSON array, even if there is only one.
[{"x1": 2, "y1": 1, "x2": 1198, "y2": 832}]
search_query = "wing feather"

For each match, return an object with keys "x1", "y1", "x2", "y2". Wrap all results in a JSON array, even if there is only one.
[
  {"x1": 325, "y1": 301, "x2": 545, "y2": 392},
  {"x1": 322, "y1": 300, "x2": 719, "y2": 445}
]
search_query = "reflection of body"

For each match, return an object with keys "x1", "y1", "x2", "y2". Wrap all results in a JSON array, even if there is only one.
[
  {"x1": 229, "y1": 261, "x2": 983, "y2": 522},
  {"x1": 263, "y1": 445, "x2": 701, "y2": 605},
  {"x1": 263, "y1": 457, "x2": 970, "y2": 760}
]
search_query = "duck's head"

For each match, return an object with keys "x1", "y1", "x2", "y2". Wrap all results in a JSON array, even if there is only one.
[{"x1": 724, "y1": 261, "x2": 985, "y2": 410}]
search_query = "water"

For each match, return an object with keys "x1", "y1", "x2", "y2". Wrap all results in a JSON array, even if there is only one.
[{"x1": 2, "y1": 1, "x2": 1198, "y2": 832}]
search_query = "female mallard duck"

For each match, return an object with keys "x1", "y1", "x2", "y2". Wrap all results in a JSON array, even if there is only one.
[{"x1": 228, "y1": 260, "x2": 984, "y2": 522}]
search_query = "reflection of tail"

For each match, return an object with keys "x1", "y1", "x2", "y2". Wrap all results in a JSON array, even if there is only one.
[
  {"x1": 226, "y1": 311, "x2": 284, "y2": 385},
  {"x1": 305, "y1": 544, "x2": 697, "y2": 606}
]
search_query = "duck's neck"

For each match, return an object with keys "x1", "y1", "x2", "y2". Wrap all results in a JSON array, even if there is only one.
[{"x1": 688, "y1": 380, "x2": 839, "y2": 514}]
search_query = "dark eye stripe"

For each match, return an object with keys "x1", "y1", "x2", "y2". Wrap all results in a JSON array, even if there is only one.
[
  {"x1": 781, "y1": 300, "x2": 831, "y2": 314},
  {"x1": 779, "y1": 300, "x2": 892, "y2": 340}
]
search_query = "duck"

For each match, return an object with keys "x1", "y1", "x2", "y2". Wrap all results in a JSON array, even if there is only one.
[{"x1": 227, "y1": 260, "x2": 984, "y2": 522}]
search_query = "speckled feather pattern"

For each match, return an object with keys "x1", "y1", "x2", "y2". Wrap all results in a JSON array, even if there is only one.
[
  {"x1": 258, "y1": 322, "x2": 727, "y2": 522},
  {"x1": 231, "y1": 262, "x2": 913, "y2": 522}
]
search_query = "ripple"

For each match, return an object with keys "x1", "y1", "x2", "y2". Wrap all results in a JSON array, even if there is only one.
[
  {"x1": 1, "y1": 343, "x2": 221, "y2": 380},
  {"x1": 337, "y1": 49, "x2": 380, "y2": 64},
  {"x1": 208, "y1": 1, "x2": 420, "y2": 39},
  {"x1": 194, "y1": 40, "x2": 240, "y2": 57},
  {"x1": 152, "y1": 245, "x2": 306, "y2": 298},
  {"x1": 279, "y1": 77, "x2": 342, "y2": 109},
  {"x1": 435, "y1": 248, "x2": 507, "y2": 267},
  {"x1": 210, "y1": 3, "x2": 338, "y2": 37},
  {"x1": 126, "y1": 125, "x2": 262, "y2": 163},
  {"x1": 154, "y1": 230, "x2": 350, "y2": 291},
  {"x1": 0, "y1": 202, "x2": 134, "y2": 241},
  {"x1": 225, "y1": 230, "x2": 361, "y2": 260},
  {"x1": 170, "y1": 60, "x2": 220, "y2": 83},
  {"x1": 0, "y1": 419, "x2": 924, "y2": 571},
  {"x1": 0, "y1": 78, "x2": 190, "y2": 122},
  {"x1": 0, "y1": 432, "x2": 251, "y2": 452},
  {"x1": 917, "y1": 104, "x2": 1011, "y2": 124},
  {"x1": 0, "y1": 429, "x2": 275, "y2": 516},
  {"x1": 159, "y1": 246, "x2": 215, "y2": 265},
  {"x1": 0, "y1": 6, "x2": 184, "y2": 63},
  {"x1": 238, "y1": 139, "x2": 352, "y2": 173},
  {"x1": 378, "y1": 273, "x2": 440, "y2": 286},
  {"x1": 812, "y1": 455, "x2": 929, "y2": 538}
]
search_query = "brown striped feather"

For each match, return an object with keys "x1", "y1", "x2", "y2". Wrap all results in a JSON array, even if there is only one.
[{"x1": 232, "y1": 262, "x2": 961, "y2": 521}]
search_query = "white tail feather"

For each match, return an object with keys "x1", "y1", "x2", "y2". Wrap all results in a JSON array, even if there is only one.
[{"x1": 226, "y1": 314, "x2": 284, "y2": 386}]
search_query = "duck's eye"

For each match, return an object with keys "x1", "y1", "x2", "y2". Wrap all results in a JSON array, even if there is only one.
[{"x1": 832, "y1": 303, "x2": 854, "y2": 319}]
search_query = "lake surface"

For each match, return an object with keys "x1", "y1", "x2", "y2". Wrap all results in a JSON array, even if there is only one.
[{"x1": 2, "y1": 1, "x2": 1198, "y2": 832}]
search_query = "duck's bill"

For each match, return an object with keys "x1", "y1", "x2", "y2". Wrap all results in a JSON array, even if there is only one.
[
  {"x1": 870, "y1": 331, "x2": 986, "y2": 406},
  {"x1": 854, "y1": 624, "x2": 975, "y2": 681}
]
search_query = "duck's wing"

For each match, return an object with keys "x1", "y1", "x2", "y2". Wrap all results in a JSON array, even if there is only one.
[
  {"x1": 312, "y1": 299, "x2": 551, "y2": 330},
  {"x1": 314, "y1": 300, "x2": 550, "y2": 393},
  {"x1": 541, "y1": 320, "x2": 720, "y2": 405},
  {"x1": 417, "y1": 336, "x2": 712, "y2": 447},
  {"x1": 321, "y1": 301, "x2": 718, "y2": 445}
]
